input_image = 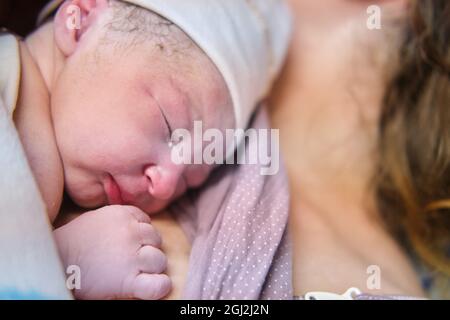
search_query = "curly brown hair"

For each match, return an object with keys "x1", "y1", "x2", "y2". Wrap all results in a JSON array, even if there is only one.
[{"x1": 376, "y1": 0, "x2": 450, "y2": 289}]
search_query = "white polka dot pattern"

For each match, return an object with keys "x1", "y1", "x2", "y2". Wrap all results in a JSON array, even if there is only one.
[{"x1": 169, "y1": 107, "x2": 293, "y2": 300}]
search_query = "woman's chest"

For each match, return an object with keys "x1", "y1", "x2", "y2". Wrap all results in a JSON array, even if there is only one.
[
  {"x1": 151, "y1": 211, "x2": 191, "y2": 300},
  {"x1": 289, "y1": 193, "x2": 425, "y2": 297}
]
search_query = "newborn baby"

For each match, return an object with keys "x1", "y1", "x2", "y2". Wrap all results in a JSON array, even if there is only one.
[{"x1": 1, "y1": 0, "x2": 290, "y2": 299}]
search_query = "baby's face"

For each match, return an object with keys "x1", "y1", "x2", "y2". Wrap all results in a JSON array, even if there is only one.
[{"x1": 51, "y1": 34, "x2": 234, "y2": 214}]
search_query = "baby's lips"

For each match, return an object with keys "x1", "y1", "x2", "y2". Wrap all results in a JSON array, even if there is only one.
[{"x1": 104, "y1": 174, "x2": 124, "y2": 205}]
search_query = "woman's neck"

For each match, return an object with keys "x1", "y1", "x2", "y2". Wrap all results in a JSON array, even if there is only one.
[
  {"x1": 13, "y1": 23, "x2": 66, "y2": 222},
  {"x1": 270, "y1": 3, "x2": 398, "y2": 213},
  {"x1": 273, "y1": 1, "x2": 424, "y2": 296}
]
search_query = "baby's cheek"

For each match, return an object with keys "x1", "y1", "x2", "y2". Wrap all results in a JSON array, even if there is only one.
[{"x1": 185, "y1": 164, "x2": 212, "y2": 189}]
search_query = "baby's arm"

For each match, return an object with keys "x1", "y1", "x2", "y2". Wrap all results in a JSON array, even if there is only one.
[{"x1": 53, "y1": 205, "x2": 172, "y2": 300}]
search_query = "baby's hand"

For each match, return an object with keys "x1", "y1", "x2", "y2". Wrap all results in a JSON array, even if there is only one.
[{"x1": 54, "y1": 205, "x2": 171, "y2": 300}]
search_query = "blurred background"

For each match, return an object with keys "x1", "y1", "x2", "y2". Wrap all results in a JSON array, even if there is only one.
[{"x1": 0, "y1": 0, "x2": 49, "y2": 36}]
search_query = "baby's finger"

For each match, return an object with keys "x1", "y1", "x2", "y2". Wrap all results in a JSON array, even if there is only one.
[
  {"x1": 137, "y1": 245, "x2": 167, "y2": 274},
  {"x1": 131, "y1": 273, "x2": 172, "y2": 300},
  {"x1": 139, "y1": 223, "x2": 162, "y2": 248}
]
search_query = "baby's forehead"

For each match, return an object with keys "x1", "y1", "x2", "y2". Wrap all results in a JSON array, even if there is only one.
[{"x1": 99, "y1": 2, "x2": 232, "y2": 113}]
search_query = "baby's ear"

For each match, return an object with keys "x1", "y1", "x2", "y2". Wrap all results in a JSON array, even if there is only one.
[{"x1": 54, "y1": 0, "x2": 109, "y2": 56}]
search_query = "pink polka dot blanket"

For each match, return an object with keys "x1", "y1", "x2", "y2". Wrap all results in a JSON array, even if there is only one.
[{"x1": 169, "y1": 107, "x2": 292, "y2": 299}]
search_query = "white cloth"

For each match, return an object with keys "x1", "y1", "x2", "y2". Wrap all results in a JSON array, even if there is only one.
[
  {"x1": 0, "y1": 33, "x2": 20, "y2": 115},
  {"x1": 39, "y1": 0, "x2": 292, "y2": 155},
  {"x1": 0, "y1": 33, "x2": 71, "y2": 299}
]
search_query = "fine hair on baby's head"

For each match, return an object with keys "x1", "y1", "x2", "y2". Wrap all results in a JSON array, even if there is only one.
[
  {"x1": 101, "y1": 0, "x2": 198, "y2": 59},
  {"x1": 72, "y1": 0, "x2": 210, "y2": 75},
  {"x1": 49, "y1": 0, "x2": 234, "y2": 214}
]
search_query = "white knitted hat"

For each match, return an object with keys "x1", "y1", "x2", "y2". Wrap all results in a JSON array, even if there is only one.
[{"x1": 39, "y1": 0, "x2": 292, "y2": 136}]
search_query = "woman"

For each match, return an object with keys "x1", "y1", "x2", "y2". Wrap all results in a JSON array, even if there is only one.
[{"x1": 270, "y1": 0, "x2": 449, "y2": 297}]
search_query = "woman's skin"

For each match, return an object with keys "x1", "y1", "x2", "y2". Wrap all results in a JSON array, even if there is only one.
[{"x1": 269, "y1": 0, "x2": 425, "y2": 296}]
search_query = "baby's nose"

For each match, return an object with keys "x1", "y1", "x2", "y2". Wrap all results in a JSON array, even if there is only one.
[{"x1": 144, "y1": 164, "x2": 183, "y2": 201}]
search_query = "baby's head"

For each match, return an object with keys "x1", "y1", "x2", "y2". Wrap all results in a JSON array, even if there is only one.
[
  {"x1": 49, "y1": 0, "x2": 234, "y2": 213},
  {"x1": 41, "y1": 0, "x2": 291, "y2": 214}
]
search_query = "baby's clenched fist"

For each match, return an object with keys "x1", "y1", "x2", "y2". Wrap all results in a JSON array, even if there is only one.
[{"x1": 54, "y1": 205, "x2": 171, "y2": 300}]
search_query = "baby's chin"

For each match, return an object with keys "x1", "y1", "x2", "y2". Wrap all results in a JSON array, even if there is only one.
[
  {"x1": 70, "y1": 190, "x2": 173, "y2": 216},
  {"x1": 67, "y1": 188, "x2": 106, "y2": 210}
]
